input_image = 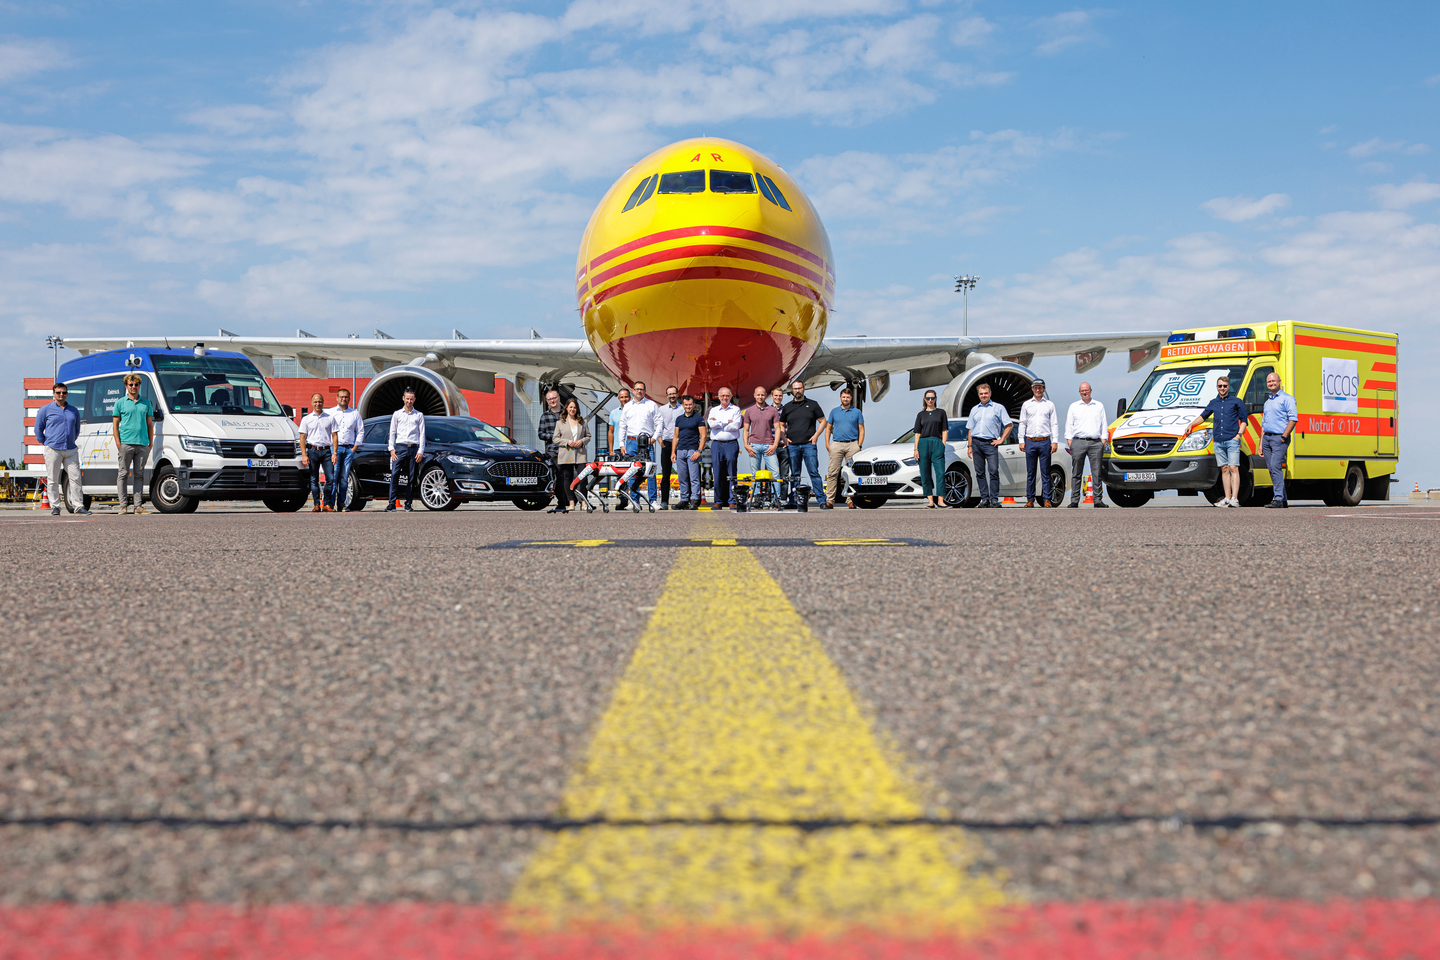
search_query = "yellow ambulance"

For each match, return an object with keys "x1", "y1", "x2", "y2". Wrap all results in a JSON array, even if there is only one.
[{"x1": 1101, "y1": 322, "x2": 1398, "y2": 507}]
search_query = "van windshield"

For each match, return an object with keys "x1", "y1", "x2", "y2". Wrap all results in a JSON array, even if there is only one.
[
  {"x1": 151, "y1": 355, "x2": 286, "y2": 416},
  {"x1": 1130, "y1": 365, "x2": 1250, "y2": 411}
]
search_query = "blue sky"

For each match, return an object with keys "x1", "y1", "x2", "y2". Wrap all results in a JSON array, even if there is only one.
[{"x1": 4, "y1": 1, "x2": 1438, "y2": 486}]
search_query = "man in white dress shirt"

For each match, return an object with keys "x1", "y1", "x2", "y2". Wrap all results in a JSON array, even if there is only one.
[
  {"x1": 617, "y1": 380, "x2": 661, "y2": 503},
  {"x1": 326, "y1": 387, "x2": 365, "y2": 511},
  {"x1": 1018, "y1": 379, "x2": 1061, "y2": 508},
  {"x1": 387, "y1": 386, "x2": 426, "y2": 512},
  {"x1": 707, "y1": 387, "x2": 745, "y2": 510},
  {"x1": 299, "y1": 392, "x2": 337, "y2": 512},
  {"x1": 1063, "y1": 381, "x2": 1109, "y2": 508}
]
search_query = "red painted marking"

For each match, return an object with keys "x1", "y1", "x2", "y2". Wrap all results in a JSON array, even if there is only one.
[
  {"x1": 1361, "y1": 380, "x2": 1396, "y2": 391},
  {"x1": 589, "y1": 225, "x2": 827, "y2": 271},
  {"x1": 1294, "y1": 334, "x2": 1397, "y2": 356},
  {"x1": 1, "y1": 900, "x2": 1437, "y2": 959},
  {"x1": 1371, "y1": 362, "x2": 1397, "y2": 373},
  {"x1": 596, "y1": 325, "x2": 813, "y2": 398},
  {"x1": 1299, "y1": 414, "x2": 1396, "y2": 436},
  {"x1": 592, "y1": 265, "x2": 830, "y2": 311},
  {"x1": 588, "y1": 242, "x2": 826, "y2": 290},
  {"x1": 1357, "y1": 397, "x2": 1396, "y2": 410}
]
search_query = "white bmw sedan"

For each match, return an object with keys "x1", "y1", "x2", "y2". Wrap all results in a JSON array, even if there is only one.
[{"x1": 839, "y1": 419, "x2": 1071, "y2": 508}]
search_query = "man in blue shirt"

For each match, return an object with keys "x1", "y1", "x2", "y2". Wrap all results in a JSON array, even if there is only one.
[
  {"x1": 1261, "y1": 371, "x2": 1298, "y2": 508},
  {"x1": 965, "y1": 383, "x2": 1013, "y2": 508},
  {"x1": 34, "y1": 381, "x2": 89, "y2": 516},
  {"x1": 1187, "y1": 375, "x2": 1249, "y2": 508},
  {"x1": 824, "y1": 387, "x2": 865, "y2": 508}
]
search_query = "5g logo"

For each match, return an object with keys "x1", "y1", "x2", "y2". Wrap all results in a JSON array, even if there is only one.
[{"x1": 1158, "y1": 372, "x2": 1207, "y2": 407}]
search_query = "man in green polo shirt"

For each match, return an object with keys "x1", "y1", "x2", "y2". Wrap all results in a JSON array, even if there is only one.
[{"x1": 111, "y1": 372, "x2": 155, "y2": 515}]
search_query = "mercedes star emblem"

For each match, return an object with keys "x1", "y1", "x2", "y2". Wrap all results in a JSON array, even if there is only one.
[
  {"x1": 1133, "y1": 439, "x2": 1149, "y2": 454},
  {"x1": 254, "y1": 444, "x2": 267, "y2": 457}
]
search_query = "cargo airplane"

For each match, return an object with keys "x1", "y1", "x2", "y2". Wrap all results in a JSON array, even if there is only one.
[{"x1": 67, "y1": 138, "x2": 1168, "y2": 420}]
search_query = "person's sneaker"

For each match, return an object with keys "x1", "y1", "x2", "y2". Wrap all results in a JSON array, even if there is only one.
[
  {"x1": 1066, "y1": 501, "x2": 1079, "y2": 508},
  {"x1": 76, "y1": 507, "x2": 91, "y2": 515},
  {"x1": 660, "y1": 502, "x2": 669, "y2": 510},
  {"x1": 51, "y1": 507, "x2": 60, "y2": 516},
  {"x1": 1214, "y1": 497, "x2": 1228, "y2": 507},
  {"x1": 1093, "y1": 501, "x2": 1109, "y2": 508},
  {"x1": 119, "y1": 505, "x2": 130, "y2": 515},
  {"x1": 133, "y1": 503, "x2": 146, "y2": 515},
  {"x1": 403, "y1": 504, "x2": 413, "y2": 512},
  {"x1": 384, "y1": 505, "x2": 396, "y2": 512}
]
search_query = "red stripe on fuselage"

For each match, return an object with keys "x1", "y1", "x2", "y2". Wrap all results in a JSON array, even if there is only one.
[
  {"x1": 589, "y1": 226, "x2": 827, "y2": 272},
  {"x1": 592, "y1": 265, "x2": 830, "y2": 310},
  {"x1": 588, "y1": 242, "x2": 826, "y2": 289}
]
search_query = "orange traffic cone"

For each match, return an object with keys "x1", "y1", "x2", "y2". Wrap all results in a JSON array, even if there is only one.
[
  {"x1": 1002, "y1": 496, "x2": 1016, "y2": 504},
  {"x1": 1083, "y1": 475, "x2": 1094, "y2": 504},
  {"x1": 39, "y1": 479, "x2": 49, "y2": 511}
]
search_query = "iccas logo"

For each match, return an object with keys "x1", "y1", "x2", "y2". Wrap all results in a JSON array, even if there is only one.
[{"x1": 1321, "y1": 357, "x2": 1359, "y2": 414}]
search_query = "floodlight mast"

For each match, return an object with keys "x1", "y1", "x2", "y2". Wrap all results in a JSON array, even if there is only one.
[
  {"x1": 45, "y1": 336, "x2": 65, "y2": 382},
  {"x1": 953, "y1": 275, "x2": 980, "y2": 337}
]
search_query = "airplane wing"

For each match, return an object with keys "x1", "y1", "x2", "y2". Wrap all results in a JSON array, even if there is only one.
[
  {"x1": 63, "y1": 332, "x2": 618, "y2": 399},
  {"x1": 798, "y1": 330, "x2": 1170, "y2": 399}
]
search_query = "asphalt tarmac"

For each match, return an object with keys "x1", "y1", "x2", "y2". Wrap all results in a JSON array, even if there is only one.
[{"x1": 1, "y1": 501, "x2": 1437, "y2": 910}]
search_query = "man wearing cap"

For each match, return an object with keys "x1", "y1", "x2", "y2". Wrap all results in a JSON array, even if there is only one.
[{"x1": 1017, "y1": 379, "x2": 1060, "y2": 508}]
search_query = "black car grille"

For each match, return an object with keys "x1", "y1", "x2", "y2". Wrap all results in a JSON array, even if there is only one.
[
  {"x1": 488, "y1": 461, "x2": 548, "y2": 478},
  {"x1": 1112, "y1": 437, "x2": 1174, "y2": 457},
  {"x1": 201, "y1": 466, "x2": 307, "y2": 490},
  {"x1": 872, "y1": 460, "x2": 901, "y2": 476},
  {"x1": 218, "y1": 439, "x2": 299, "y2": 459},
  {"x1": 851, "y1": 461, "x2": 873, "y2": 476}
]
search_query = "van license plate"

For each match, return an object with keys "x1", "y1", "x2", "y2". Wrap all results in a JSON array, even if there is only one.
[
  {"x1": 860, "y1": 476, "x2": 886, "y2": 485},
  {"x1": 507, "y1": 476, "x2": 538, "y2": 486},
  {"x1": 1124, "y1": 471, "x2": 1157, "y2": 482},
  {"x1": 248, "y1": 459, "x2": 279, "y2": 468}
]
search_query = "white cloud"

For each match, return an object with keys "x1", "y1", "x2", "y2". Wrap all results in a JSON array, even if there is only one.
[
  {"x1": 1348, "y1": 137, "x2": 1429, "y2": 158},
  {"x1": 1201, "y1": 193, "x2": 1291, "y2": 222},
  {"x1": 0, "y1": 130, "x2": 206, "y2": 218},
  {"x1": 797, "y1": 129, "x2": 1079, "y2": 241},
  {"x1": 950, "y1": 16, "x2": 996, "y2": 47},
  {"x1": 0, "y1": 38, "x2": 68, "y2": 83},
  {"x1": 184, "y1": 104, "x2": 285, "y2": 135},
  {"x1": 1372, "y1": 177, "x2": 1440, "y2": 209},
  {"x1": 1031, "y1": 10, "x2": 1103, "y2": 56},
  {"x1": 1426, "y1": 74, "x2": 1440, "y2": 86}
]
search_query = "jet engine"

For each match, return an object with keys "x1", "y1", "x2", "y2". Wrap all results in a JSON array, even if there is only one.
[
  {"x1": 357, "y1": 363, "x2": 469, "y2": 420},
  {"x1": 939, "y1": 358, "x2": 1038, "y2": 421}
]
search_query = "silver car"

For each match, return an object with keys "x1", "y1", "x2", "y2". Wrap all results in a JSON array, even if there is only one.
[{"x1": 840, "y1": 419, "x2": 1071, "y2": 508}]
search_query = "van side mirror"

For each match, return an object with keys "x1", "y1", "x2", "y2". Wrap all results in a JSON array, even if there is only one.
[
  {"x1": 152, "y1": 410, "x2": 164, "y2": 423},
  {"x1": 1115, "y1": 398, "x2": 1127, "y2": 417},
  {"x1": 1248, "y1": 402, "x2": 1263, "y2": 415},
  {"x1": 281, "y1": 404, "x2": 294, "y2": 418}
]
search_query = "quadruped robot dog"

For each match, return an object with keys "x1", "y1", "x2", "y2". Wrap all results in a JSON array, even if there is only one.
[{"x1": 569, "y1": 444, "x2": 660, "y2": 514}]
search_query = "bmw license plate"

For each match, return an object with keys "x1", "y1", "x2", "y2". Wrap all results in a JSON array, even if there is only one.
[
  {"x1": 507, "y1": 476, "x2": 538, "y2": 486},
  {"x1": 248, "y1": 459, "x2": 279, "y2": 468},
  {"x1": 1124, "y1": 471, "x2": 1157, "y2": 482},
  {"x1": 860, "y1": 476, "x2": 886, "y2": 485}
]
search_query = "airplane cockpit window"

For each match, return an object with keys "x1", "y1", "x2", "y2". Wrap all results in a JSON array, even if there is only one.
[
  {"x1": 658, "y1": 170, "x2": 705, "y2": 194},
  {"x1": 710, "y1": 170, "x2": 756, "y2": 194},
  {"x1": 760, "y1": 175, "x2": 791, "y2": 211},
  {"x1": 621, "y1": 175, "x2": 653, "y2": 212},
  {"x1": 636, "y1": 173, "x2": 658, "y2": 206}
]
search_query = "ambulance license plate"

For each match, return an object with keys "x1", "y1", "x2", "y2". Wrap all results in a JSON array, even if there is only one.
[
  {"x1": 1125, "y1": 471, "x2": 1157, "y2": 482},
  {"x1": 507, "y1": 476, "x2": 538, "y2": 486},
  {"x1": 248, "y1": 459, "x2": 279, "y2": 468},
  {"x1": 860, "y1": 476, "x2": 886, "y2": 485}
]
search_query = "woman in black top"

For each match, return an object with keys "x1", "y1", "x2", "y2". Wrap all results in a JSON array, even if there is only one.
[{"x1": 912, "y1": 390, "x2": 948, "y2": 507}]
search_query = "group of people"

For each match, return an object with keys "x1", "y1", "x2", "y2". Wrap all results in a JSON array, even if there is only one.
[
  {"x1": 35, "y1": 374, "x2": 154, "y2": 516},
  {"x1": 298, "y1": 384, "x2": 432, "y2": 513},
  {"x1": 536, "y1": 379, "x2": 867, "y2": 513}
]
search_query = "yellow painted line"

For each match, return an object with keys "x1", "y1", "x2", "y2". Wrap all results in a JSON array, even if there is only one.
[
  {"x1": 509, "y1": 532, "x2": 1007, "y2": 930},
  {"x1": 520, "y1": 539, "x2": 612, "y2": 547},
  {"x1": 811, "y1": 538, "x2": 905, "y2": 546},
  {"x1": 690, "y1": 537, "x2": 737, "y2": 545}
]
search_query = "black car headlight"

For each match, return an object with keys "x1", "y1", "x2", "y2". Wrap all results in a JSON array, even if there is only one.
[{"x1": 446, "y1": 454, "x2": 490, "y2": 468}]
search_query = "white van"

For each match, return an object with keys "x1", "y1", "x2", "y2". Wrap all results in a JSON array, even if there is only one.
[{"x1": 56, "y1": 346, "x2": 308, "y2": 513}]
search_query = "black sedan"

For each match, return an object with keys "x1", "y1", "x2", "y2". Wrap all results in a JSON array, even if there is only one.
[{"x1": 347, "y1": 416, "x2": 553, "y2": 511}]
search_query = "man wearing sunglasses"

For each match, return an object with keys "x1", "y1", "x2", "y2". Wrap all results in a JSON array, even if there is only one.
[{"x1": 35, "y1": 382, "x2": 89, "y2": 515}]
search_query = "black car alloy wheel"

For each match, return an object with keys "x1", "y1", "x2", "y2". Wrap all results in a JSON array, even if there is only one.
[{"x1": 419, "y1": 465, "x2": 454, "y2": 510}]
